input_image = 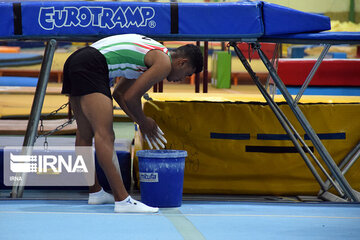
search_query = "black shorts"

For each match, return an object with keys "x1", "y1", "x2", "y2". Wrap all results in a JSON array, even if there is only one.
[{"x1": 61, "y1": 46, "x2": 112, "y2": 99}]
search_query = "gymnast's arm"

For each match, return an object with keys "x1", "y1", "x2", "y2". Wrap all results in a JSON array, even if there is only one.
[
  {"x1": 113, "y1": 77, "x2": 137, "y2": 121},
  {"x1": 112, "y1": 50, "x2": 171, "y2": 140}
]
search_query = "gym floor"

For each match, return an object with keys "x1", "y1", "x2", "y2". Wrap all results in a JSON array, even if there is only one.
[
  {"x1": 1, "y1": 198, "x2": 360, "y2": 240},
  {"x1": 1, "y1": 83, "x2": 359, "y2": 240}
]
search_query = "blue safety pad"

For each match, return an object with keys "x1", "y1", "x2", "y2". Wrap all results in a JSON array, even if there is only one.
[
  {"x1": 0, "y1": 1, "x2": 332, "y2": 40},
  {"x1": 0, "y1": 76, "x2": 38, "y2": 87},
  {"x1": 263, "y1": 32, "x2": 360, "y2": 41},
  {"x1": 0, "y1": 3, "x2": 13, "y2": 37},
  {"x1": 262, "y1": 2, "x2": 330, "y2": 36},
  {"x1": 277, "y1": 86, "x2": 360, "y2": 96},
  {"x1": 178, "y1": 2, "x2": 263, "y2": 39}
]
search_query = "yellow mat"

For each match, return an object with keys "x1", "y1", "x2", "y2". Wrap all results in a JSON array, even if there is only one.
[
  {"x1": 134, "y1": 98, "x2": 360, "y2": 195},
  {"x1": 1, "y1": 84, "x2": 359, "y2": 119}
]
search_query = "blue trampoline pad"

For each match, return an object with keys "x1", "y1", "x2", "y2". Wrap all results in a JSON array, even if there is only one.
[
  {"x1": 0, "y1": 1, "x2": 330, "y2": 40},
  {"x1": 277, "y1": 86, "x2": 360, "y2": 96},
  {"x1": 1, "y1": 200, "x2": 359, "y2": 240},
  {"x1": 0, "y1": 76, "x2": 38, "y2": 87}
]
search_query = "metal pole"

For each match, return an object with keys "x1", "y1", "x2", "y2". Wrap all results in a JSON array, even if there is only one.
[
  {"x1": 68, "y1": 97, "x2": 73, "y2": 120},
  {"x1": 203, "y1": 41, "x2": 208, "y2": 93},
  {"x1": 265, "y1": 43, "x2": 279, "y2": 92},
  {"x1": 230, "y1": 42, "x2": 329, "y2": 192},
  {"x1": 341, "y1": 148, "x2": 360, "y2": 176},
  {"x1": 349, "y1": 0, "x2": 355, "y2": 22},
  {"x1": 320, "y1": 142, "x2": 360, "y2": 199},
  {"x1": 294, "y1": 44, "x2": 331, "y2": 105},
  {"x1": 256, "y1": 45, "x2": 359, "y2": 202},
  {"x1": 11, "y1": 39, "x2": 57, "y2": 198},
  {"x1": 159, "y1": 80, "x2": 163, "y2": 92},
  {"x1": 323, "y1": 141, "x2": 360, "y2": 191},
  {"x1": 338, "y1": 141, "x2": 360, "y2": 172},
  {"x1": 195, "y1": 41, "x2": 201, "y2": 93}
]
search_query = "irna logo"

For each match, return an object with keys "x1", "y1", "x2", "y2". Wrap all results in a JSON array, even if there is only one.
[
  {"x1": 4, "y1": 146, "x2": 95, "y2": 187},
  {"x1": 38, "y1": 6, "x2": 156, "y2": 30},
  {"x1": 10, "y1": 153, "x2": 88, "y2": 173}
]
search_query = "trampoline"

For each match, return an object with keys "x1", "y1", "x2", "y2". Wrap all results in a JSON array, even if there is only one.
[{"x1": 0, "y1": 0, "x2": 359, "y2": 224}]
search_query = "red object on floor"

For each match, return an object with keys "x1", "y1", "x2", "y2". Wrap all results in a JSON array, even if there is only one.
[{"x1": 277, "y1": 59, "x2": 360, "y2": 86}]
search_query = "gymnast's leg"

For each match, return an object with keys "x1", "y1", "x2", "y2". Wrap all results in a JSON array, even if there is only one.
[
  {"x1": 70, "y1": 96, "x2": 115, "y2": 204},
  {"x1": 71, "y1": 93, "x2": 128, "y2": 201},
  {"x1": 71, "y1": 93, "x2": 158, "y2": 213}
]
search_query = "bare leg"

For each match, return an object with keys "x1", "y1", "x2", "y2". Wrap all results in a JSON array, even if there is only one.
[
  {"x1": 70, "y1": 93, "x2": 128, "y2": 201},
  {"x1": 70, "y1": 97, "x2": 102, "y2": 193}
]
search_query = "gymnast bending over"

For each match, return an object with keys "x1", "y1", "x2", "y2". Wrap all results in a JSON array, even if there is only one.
[{"x1": 61, "y1": 34, "x2": 203, "y2": 213}]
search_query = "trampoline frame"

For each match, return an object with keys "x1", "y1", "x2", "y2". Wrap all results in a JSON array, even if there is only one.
[
  {"x1": 230, "y1": 37, "x2": 360, "y2": 202},
  {"x1": 0, "y1": 1, "x2": 356, "y2": 200},
  {"x1": 8, "y1": 36, "x2": 360, "y2": 202}
]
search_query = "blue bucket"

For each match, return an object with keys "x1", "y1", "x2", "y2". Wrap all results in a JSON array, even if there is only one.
[{"x1": 137, "y1": 150, "x2": 187, "y2": 208}]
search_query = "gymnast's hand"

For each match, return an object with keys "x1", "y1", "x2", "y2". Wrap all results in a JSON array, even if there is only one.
[{"x1": 139, "y1": 117, "x2": 167, "y2": 150}]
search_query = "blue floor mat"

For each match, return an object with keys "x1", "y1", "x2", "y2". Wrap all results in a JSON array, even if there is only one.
[
  {"x1": 0, "y1": 76, "x2": 38, "y2": 86},
  {"x1": 277, "y1": 86, "x2": 360, "y2": 96},
  {"x1": 1, "y1": 199, "x2": 359, "y2": 240}
]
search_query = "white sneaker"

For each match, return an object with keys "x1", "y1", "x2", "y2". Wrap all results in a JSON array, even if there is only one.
[
  {"x1": 114, "y1": 196, "x2": 159, "y2": 213},
  {"x1": 88, "y1": 188, "x2": 115, "y2": 205}
]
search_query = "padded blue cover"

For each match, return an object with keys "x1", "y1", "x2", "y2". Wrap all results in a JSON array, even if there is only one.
[
  {"x1": 263, "y1": 32, "x2": 360, "y2": 41},
  {"x1": 21, "y1": 1, "x2": 170, "y2": 37},
  {"x1": 0, "y1": 1, "x2": 332, "y2": 40},
  {"x1": 262, "y1": 2, "x2": 331, "y2": 36},
  {"x1": 178, "y1": 2, "x2": 263, "y2": 38},
  {"x1": 18, "y1": 1, "x2": 264, "y2": 39},
  {"x1": 0, "y1": 3, "x2": 13, "y2": 37}
]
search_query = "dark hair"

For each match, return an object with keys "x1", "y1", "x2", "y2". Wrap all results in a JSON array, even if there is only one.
[{"x1": 175, "y1": 44, "x2": 203, "y2": 73}]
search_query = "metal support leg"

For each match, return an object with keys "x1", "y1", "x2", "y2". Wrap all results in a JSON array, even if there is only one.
[
  {"x1": 230, "y1": 42, "x2": 332, "y2": 194},
  {"x1": 294, "y1": 44, "x2": 331, "y2": 105},
  {"x1": 265, "y1": 43, "x2": 280, "y2": 99},
  {"x1": 319, "y1": 141, "x2": 360, "y2": 201},
  {"x1": 159, "y1": 80, "x2": 163, "y2": 93},
  {"x1": 255, "y1": 43, "x2": 359, "y2": 202},
  {"x1": 322, "y1": 141, "x2": 360, "y2": 192},
  {"x1": 338, "y1": 141, "x2": 360, "y2": 174},
  {"x1": 195, "y1": 41, "x2": 201, "y2": 93},
  {"x1": 203, "y1": 41, "x2": 208, "y2": 93},
  {"x1": 11, "y1": 39, "x2": 57, "y2": 198}
]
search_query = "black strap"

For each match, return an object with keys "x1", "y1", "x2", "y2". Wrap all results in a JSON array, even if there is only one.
[
  {"x1": 246, "y1": 146, "x2": 314, "y2": 153},
  {"x1": 13, "y1": 2, "x2": 22, "y2": 35},
  {"x1": 170, "y1": 2, "x2": 178, "y2": 34}
]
